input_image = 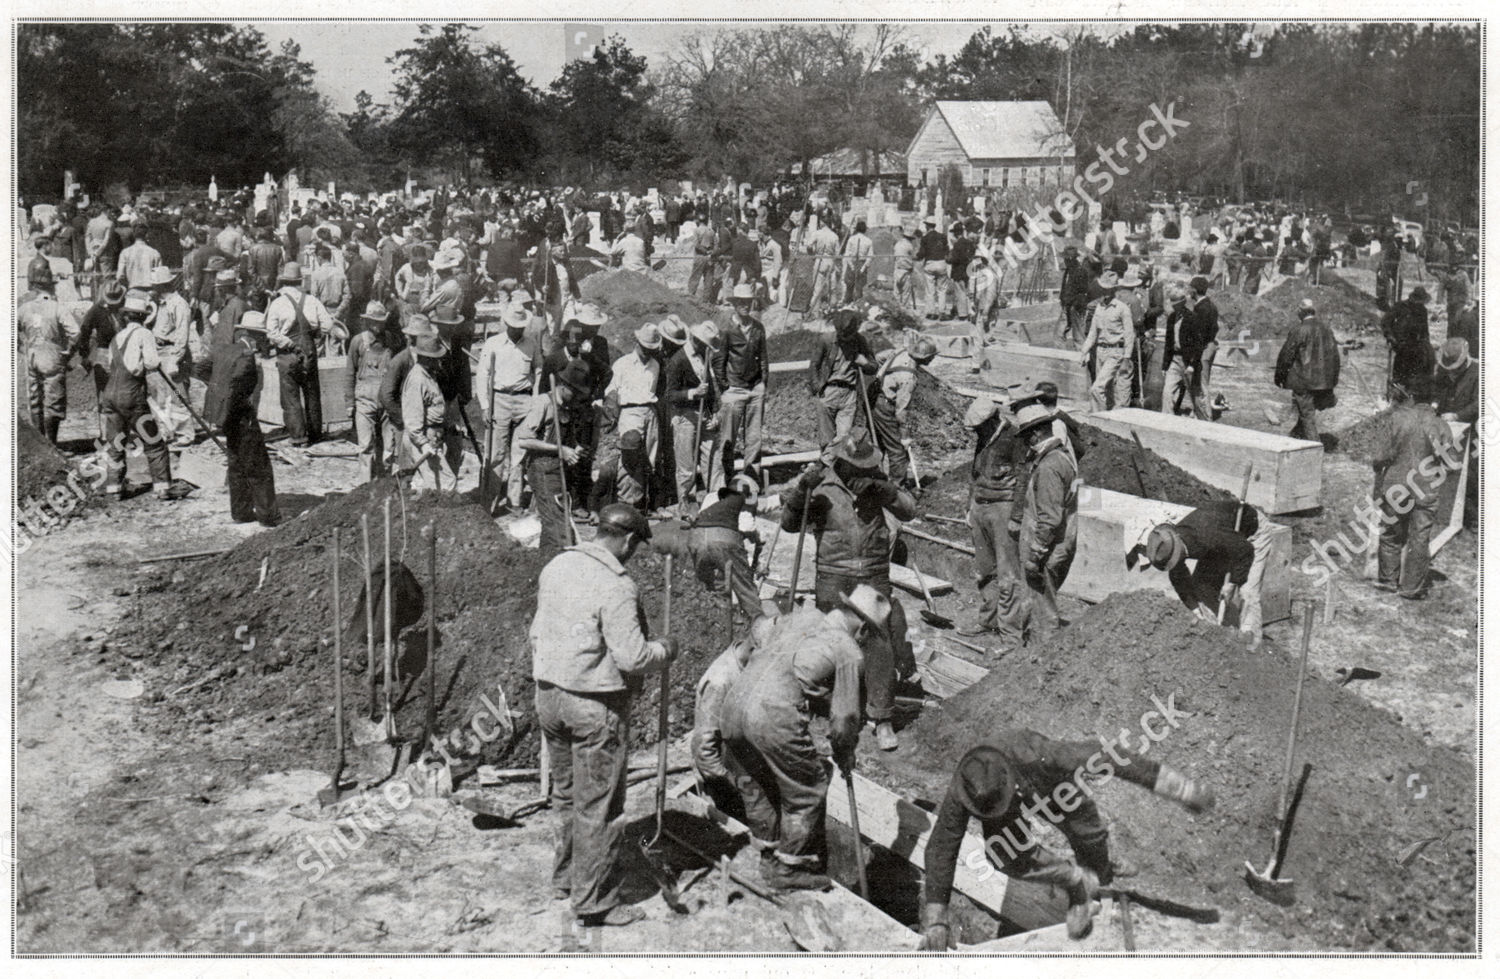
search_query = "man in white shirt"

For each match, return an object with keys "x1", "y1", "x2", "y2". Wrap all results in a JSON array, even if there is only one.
[
  {"x1": 606, "y1": 324, "x2": 664, "y2": 507},
  {"x1": 265, "y1": 261, "x2": 346, "y2": 445},
  {"x1": 610, "y1": 228, "x2": 649, "y2": 273},
  {"x1": 477, "y1": 305, "x2": 543, "y2": 511},
  {"x1": 147, "y1": 266, "x2": 198, "y2": 446}
]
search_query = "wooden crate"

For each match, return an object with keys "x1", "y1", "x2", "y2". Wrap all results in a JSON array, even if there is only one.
[
  {"x1": 978, "y1": 340, "x2": 1091, "y2": 403},
  {"x1": 257, "y1": 355, "x2": 351, "y2": 432},
  {"x1": 1069, "y1": 486, "x2": 1293, "y2": 624},
  {"x1": 1086, "y1": 407, "x2": 1323, "y2": 514}
]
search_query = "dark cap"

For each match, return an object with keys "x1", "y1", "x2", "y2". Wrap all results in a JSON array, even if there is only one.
[
  {"x1": 954, "y1": 746, "x2": 1015, "y2": 819},
  {"x1": 597, "y1": 503, "x2": 651, "y2": 541}
]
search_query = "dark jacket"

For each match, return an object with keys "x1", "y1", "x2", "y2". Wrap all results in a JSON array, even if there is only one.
[
  {"x1": 970, "y1": 413, "x2": 1025, "y2": 504},
  {"x1": 379, "y1": 347, "x2": 416, "y2": 428},
  {"x1": 1021, "y1": 439, "x2": 1078, "y2": 559},
  {"x1": 781, "y1": 468, "x2": 916, "y2": 578},
  {"x1": 486, "y1": 236, "x2": 524, "y2": 282},
  {"x1": 1161, "y1": 302, "x2": 1213, "y2": 369},
  {"x1": 1435, "y1": 360, "x2": 1478, "y2": 425},
  {"x1": 1060, "y1": 260, "x2": 1090, "y2": 309},
  {"x1": 1171, "y1": 502, "x2": 1259, "y2": 601},
  {"x1": 923, "y1": 729, "x2": 1161, "y2": 906},
  {"x1": 915, "y1": 229, "x2": 948, "y2": 263},
  {"x1": 1275, "y1": 314, "x2": 1341, "y2": 391},
  {"x1": 1381, "y1": 300, "x2": 1433, "y2": 385},
  {"x1": 1371, "y1": 403, "x2": 1458, "y2": 500},
  {"x1": 204, "y1": 339, "x2": 261, "y2": 428},
  {"x1": 729, "y1": 234, "x2": 762, "y2": 278},
  {"x1": 663, "y1": 346, "x2": 717, "y2": 413},
  {"x1": 808, "y1": 332, "x2": 876, "y2": 397},
  {"x1": 713, "y1": 316, "x2": 769, "y2": 390}
]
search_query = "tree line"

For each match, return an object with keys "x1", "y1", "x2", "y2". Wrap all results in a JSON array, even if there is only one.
[{"x1": 18, "y1": 21, "x2": 1479, "y2": 221}]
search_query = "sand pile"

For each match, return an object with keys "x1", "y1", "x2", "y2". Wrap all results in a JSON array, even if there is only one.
[
  {"x1": 1213, "y1": 270, "x2": 1380, "y2": 341},
  {"x1": 16, "y1": 415, "x2": 76, "y2": 505},
  {"x1": 581, "y1": 269, "x2": 727, "y2": 348},
  {"x1": 870, "y1": 592, "x2": 1475, "y2": 951},
  {"x1": 1330, "y1": 407, "x2": 1396, "y2": 461},
  {"x1": 114, "y1": 479, "x2": 735, "y2": 775}
]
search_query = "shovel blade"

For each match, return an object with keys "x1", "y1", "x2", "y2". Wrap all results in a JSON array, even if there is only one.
[
  {"x1": 919, "y1": 610, "x2": 954, "y2": 630},
  {"x1": 1242, "y1": 861, "x2": 1296, "y2": 906},
  {"x1": 782, "y1": 894, "x2": 844, "y2": 952}
]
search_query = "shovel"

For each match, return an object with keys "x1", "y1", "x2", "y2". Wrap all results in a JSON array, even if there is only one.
[
  {"x1": 1244, "y1": 604, "x2": 1314, "y2": 903},
  {"x1": 907, "y1": 556, "x2": 953, "y2": 629},
  {"x1": 1336, "y1": 666, "x2": 1382, "y2": 686},
  {"x1": 904, "y1": 439, "x2": 924, "y2": 493},
  {"x1": 1244, "y1": 762, "x2": 1314, "y2": 906},
  {"x1": 784, "y1": 481, "x2": 814, "y2": 613},
  {"x1": 318, "y1": 528, "x2": 351, "y2": 807},
  {"x1": 1218, "y1": 464, "x2": 1255, "y2": 627},
  {"x1": 648, "y1": 554, "x2": 674, "y2": 848},
  {"x1": 380, "y1": 497, "x2": 397, "y2": 742}
]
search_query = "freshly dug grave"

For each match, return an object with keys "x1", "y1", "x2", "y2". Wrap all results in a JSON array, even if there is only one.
[
  {"x1": 1213, "y1": 269, "x2": 1381, "y2": 341},
  {"x1": 869, "y1": 592, "x2": 1475, "y2": 952},
  {"x1": 581, "y1": 269, "x2": 728, "y2": 348},
  {"x1": 761, "y1": 328, "x2": 971, "y2": 458},
  {"x1": 113, "y1": 479, "x2": 735, "y2": 776}
]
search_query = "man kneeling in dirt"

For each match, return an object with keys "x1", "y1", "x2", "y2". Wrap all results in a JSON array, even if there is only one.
[
  {"x1": 920, "y1": 729, "x2": 1214, "y2": 949},
  {"x1": 1135, "y1": 500, "x2": 1269, "y2": 646},
  {"x1": 530, "y1": 504, "x2": 679, "y2": 928},
  {"x1": 691, "y1": 601, "x2": 782, "y2": 822},
  {"x1": 720, "y1": 585, "x2": 882, "y2": 892}
]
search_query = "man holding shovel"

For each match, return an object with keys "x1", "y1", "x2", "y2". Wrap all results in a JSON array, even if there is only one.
[
  {"x1": 868, "y1": 338, "x2": 939, "y2": 489},
  {"x1": 809, "y1": 307, "x2": 879, "y2": 463},
  {"x1": 781, "y1": 438, "x2": 916, "y2": 751},
  {"x1": 919, "y1": 729, "x2": 1214, "y2": 947},
  {"x1": 530, "y1": 503, "x2": 679, "y2": 929}
]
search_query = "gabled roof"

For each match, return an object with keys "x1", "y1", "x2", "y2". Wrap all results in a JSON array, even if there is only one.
[{"x1": 920, "y1": 101, "x2": 1075, "y2": 160}]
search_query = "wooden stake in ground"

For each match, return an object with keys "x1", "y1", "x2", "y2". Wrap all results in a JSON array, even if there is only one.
[
  {"x1": 425, "y1": 522, "x2": 438, "y2": 743},
  {"x1": 362, "y1": 513, "x2": 376, "y2": 716},
  {"x1": 318, "y1": 529, "x2": 347, "y2": 806},
  {"x1": 381, "y1": 496, "x2": 396, "y2": 742},
  {"x1": 1219, "y1": 464, "x2": 1255, "y2": 627}
]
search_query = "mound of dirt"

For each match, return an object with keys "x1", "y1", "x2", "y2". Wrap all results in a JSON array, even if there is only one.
[
  {"x1": 1330, "y1": 407, "x2": 1396, "y2": 462},
  {"x1": 1213, "y1": 270, "x2": 1381, "y2": 342},
  {"x1": 16, "y1": 414, "x2": 75, "y2": 504},
  {"x1": 114, "y1": 479, "x2": 735, "y2": 776},
  {"x1": 581, "y1": 269, "x2": 728, "y2": 348},
  {"x1": 870, "y1": 592, "x2": 1475, "y2": 952},
  {"x1": 761, "y1": 329, "x2": 971, "y2": 458}
]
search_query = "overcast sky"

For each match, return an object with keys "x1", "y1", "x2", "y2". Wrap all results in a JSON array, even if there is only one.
[{"x1": 252, "y1": 21, "x2": 1009, "y2": 111}]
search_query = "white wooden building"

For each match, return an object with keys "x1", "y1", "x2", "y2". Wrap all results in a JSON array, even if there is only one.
[{"x1": 905, "y1": 100, "x2": 1076, "y2": 191}]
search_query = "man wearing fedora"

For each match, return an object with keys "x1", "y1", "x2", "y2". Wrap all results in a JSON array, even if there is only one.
[
  {"x1": 1079, "y1": 270, "x2": 1133, "y2": 412},
  {"x1": 1381, "y1": 284, "x2": 1434, "y2": 400},
  {"x1": 1013, "y1": 403, "x2": 1079, "y2": 638},
  {"x1": 478, "y1": 304, "x2": 546, "y2": 510},
  {"x1": 1274, "y1": 299, "x2": 1341, "y2": 443},
  {"x1": 204, "y1": 311, "x2": 279, "y2": 526},
  {"x1": 78, "y1": 280, "x2": 128, "y2": 409},
  {"x1": 206, "y1": 268, "x2": 248, "y2": 355},
  {"x1": 393, "y1": 243, "x2": 436, "y2": 326},
  {"x1": 517, "y1": 360, "x2": 598, "y2": 559},
  {"x1": 664, "y1": 320, "x2": 720, "y2": 515},
  {"x1": 919, "y1": 730, "x2": 1213, "y2": 948},
  {"x1": 810, "y1": 307, "x2": 879, "y2": 463},
  {"x1": 1370, "y1": 378, "x2": 1459, "y2": 600},
  {"x1": 720, "y1": 583, "x2": 883, "y2": 892},
  {"x1": 1138, "y1": 499, "x2": 1266, "y2": 636},
  {"x1": 400, "y1": 328, "x2": 451, "y2": 493},
  {"x1": 19, "y1": 257, "x2": 87, "y2": 445},
  {"x1": 712, "y1": 284, "x2": 769, "y2": 489},
  {"x1": 346, "y1": 301, "x2": 402, "y2": 482},
  {"x1": 146, "y1": 265, "x2": 198, "y2": 447},
  {"x1": 781, "y1": 437, "x2": 916, "y2": 752},
  {"x1": 1059, "y1": 245, "x2": 1091, "y2": 344},
  {"x1": 957, "y1": 394, "x2": 1031, "y2": 645},
  {"x1": 100, "y1": 290, "x2": 182, "y2": 500},
  {"x1": 266, "y1": 261, "x2": 344, "y2": 446},
  {"x1": 915, "y1": 215, "x2": 952, "y2": 320},
  {"x1": 606, "y1": 323, "x2": 665, "y2": 507}
]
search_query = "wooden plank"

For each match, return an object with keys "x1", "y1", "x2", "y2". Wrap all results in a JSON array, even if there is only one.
[
  {"x1": 769, "y1": 360, "x2": 810, "y2": 374},
  {"x1": 915, "y1": 641, "x2": 990, "y2": 698},
  {"x1": 978, "y1": 341, "x2": 1091, "y2": 404},
  {"x1": 825, "y1": 771, "x2": 1063, "y2": 933},
  {"x1": 258, "y1": 354, "x2": 351, "y2": 432},
  {"x1": 1431, "y1": 422, "x2": 1470, "y2": 556},
  {"x1": 1070, "y1": 486, "x2": 1293, "y2": 624},
  {"x1": 1086, "y1": 407, "x2": 1323, "y2": 514}
]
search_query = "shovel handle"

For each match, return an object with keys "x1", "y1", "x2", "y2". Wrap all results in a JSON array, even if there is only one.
[
  {"x1": 331, "y1": 529, "x2": 344, "y2": 764},
  {"x1": 1269, "y1": 762, "x2": 1313, "y2": 880}
]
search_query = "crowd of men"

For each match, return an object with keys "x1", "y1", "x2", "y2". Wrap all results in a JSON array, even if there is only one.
[{"x1": 16, "y1": 181, "x2": 1477, "y2": 948}]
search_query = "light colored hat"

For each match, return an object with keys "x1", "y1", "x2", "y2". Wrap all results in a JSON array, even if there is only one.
[
  {"x1": 571, "y1": 303, "x2": 607, "y2": 327},
  {"x1": 236, "y1": 310, "x2": 268, "y2": 333},
  {"x1": 1096, "y1": 270, "x2": 1120, "y2": 290},
  {"x1": 839, "y1": 582, "x2": 892, "y2": 632},
  {"x1": 122, "y1": 289, "x2": 156, "y2": 318},
  {"x1": 1013, "y1": 403, "x2": 1057, "y2": 436},
  {"x1": 148, "y1": 266, "x2": 178, "y2": 287},
  {"x1": 360, "y1": 301, "x2": 390, "y2": 324},
  {"x1": 410, "y1": 333, "x2": 450, "y2": 358},
  {"x1": 430, "y1": 251, "x2": 459, "y2": 271},
  {"x1": 278, "y1": 262, "x2": 303, "y2": 283},
  {"x1": 1119, "y1": 273, "x2": 1142, "y2": 288},
  {"x1": 402, "y1": 313, "x2": 438, "y2": 338},
  {"x1": 503, "y1": 306, "x2": 532, "y2": 330},
  {"x1": 660, "y1": 318, "x2": 688, "y2": 346},
  {"x1": 1145, "y1": 524, "x2": 1187, "y2": 571},
  {"x1": 910, "y1": 338, "x2": 939, "y2": 365},
  {"x1": 634, "y1": 323, "x2": 663, "y2": 350},
  {"x1": 730, "y1": 283, "x2": 756, "y2": 302},
  {"x1": 1438, "y1": 337, "x2": 1471, "y2": 371},
  {"x1": 831, "y1": 437, "x2": 883, "y2": 470},
  {"x1": 508, "y1": 287, "x2": 535, "y2": 307},
  {"x1": 214, "y1": 268, "x2": 239, "y2": 285},
  {"x1": 429, "y1": 304, "x2": 464, "y2": 326},
  {"x1": 690, "y1": 320, "x2": 719, "y2": 345},
  {"x1": 963, "y1": 395, "x2": 1002, "y2": 428}
]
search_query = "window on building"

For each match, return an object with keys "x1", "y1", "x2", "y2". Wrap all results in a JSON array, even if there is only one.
[
  {"x1": 981, "y1": 168, "x2": 991, "y2": 187},
  {"x1": 1001, "y1": 167, "x2": 1009, "y2": 188},
  {"x1": 920, "y1": 168, "x2": 929, "y2": 187}
]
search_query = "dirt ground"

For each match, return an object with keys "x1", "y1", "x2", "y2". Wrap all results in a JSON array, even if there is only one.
[{"x1": 12, "y1": 249, "x2": 1477, "y2": 954}]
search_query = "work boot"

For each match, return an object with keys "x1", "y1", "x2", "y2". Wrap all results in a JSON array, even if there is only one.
[
  {"x1": 763, "y1": 859, "x2": 832, "y2": 893},
  {"x1": 158, "y1": 480, "x2": 195, "y2": 501},
  {"x1": 579, "y1": 904, "x2": 646, "y2": 927},
  {"x1": 1065, "y1": 868, "x2": 1100, "y2": 940},
  {"x1": 875, "y1": 721, "x2": 899, "y2": 752},
  {"x1": 956, "y1": 617, "x2": 995, "y2": 638}
]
